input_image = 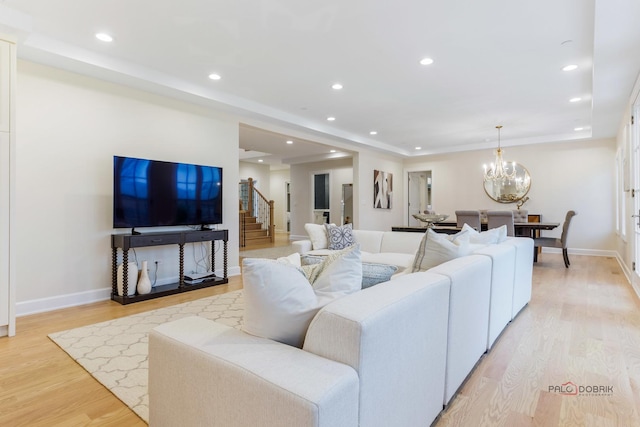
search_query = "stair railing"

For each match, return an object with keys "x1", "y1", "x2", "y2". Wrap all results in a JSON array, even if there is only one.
[{"x1": 239, "y1": 178, "x2": 275, "y2": 244}]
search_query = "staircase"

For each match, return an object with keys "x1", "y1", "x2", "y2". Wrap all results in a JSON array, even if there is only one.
[
  {"x1": 241, "y1": 214, "x2": 272, "y2": 247},
  {"x1": 239, "y1": 177, "x2": 275, "y2": 249}
]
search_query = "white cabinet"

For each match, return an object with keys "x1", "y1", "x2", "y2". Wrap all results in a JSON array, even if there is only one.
[{"x1": 0, "y1": 38, "x2": 15, "y2": 337}]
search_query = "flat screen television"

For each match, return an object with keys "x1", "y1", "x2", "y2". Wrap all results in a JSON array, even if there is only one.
[{"x1": 113, "y1": 156, "x2": 223, "y2": 229}]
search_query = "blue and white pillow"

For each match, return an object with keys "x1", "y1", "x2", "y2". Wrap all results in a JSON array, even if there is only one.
[{"x1": 324, "y1": 223, "x2": 356, "y2": 250}]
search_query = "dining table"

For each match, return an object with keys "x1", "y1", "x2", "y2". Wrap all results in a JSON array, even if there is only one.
[{"x1": 391, "y1": 221, "x2": 560, "y2": 238}]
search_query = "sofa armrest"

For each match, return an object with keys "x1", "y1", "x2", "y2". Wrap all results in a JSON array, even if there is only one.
[
  {"x1": 292, "y1": 239, "x2": 313, "y2": 254},
  {"x1": 149, "y1": 316, "x2": 359, "y2": 427}
]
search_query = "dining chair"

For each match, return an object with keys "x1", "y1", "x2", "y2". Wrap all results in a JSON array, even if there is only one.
[
  {"x1": 513, "y1": 209, "x2": 529, "y2": 237},
  {"x1": 512, "y1": 209, "x2": 528, "y2": 222},
  {"x1": 455, "y1": 210, "x2": 481, "y2": 230},
  {"x1": 487, "y1": 211, "x2": 515, "y2": 236},
  {"x1": 533, "y1": 210, "x2": 577, "y2": 268}
]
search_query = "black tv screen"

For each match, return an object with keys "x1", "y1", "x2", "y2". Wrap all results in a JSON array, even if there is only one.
[{"x1": 113, "y1": 156, "x2": 223, "y2": 228}]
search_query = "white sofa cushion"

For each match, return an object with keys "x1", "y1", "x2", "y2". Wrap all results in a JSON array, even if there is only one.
[
  {"x1": 352, "y1": 230, "x2": 385, "y2": 253},
  {"x1": 305, "y1": 223, "x2": 331, "y2": 250},
  {"x1": 412, "y1": 229, "x2": 471, "y2": 272},
  {"x1": 242, "y1": 246, "x2": 362, "y2": 347},
  {"x1": 379, "y1": 231, "x2": 424, "y2": 254},
  {"x1": 362, "y1": 252, "x2": 415, "y2": 270},
  {"x1": 462, "y1": 223, "x2": 507, "y2": 244}
]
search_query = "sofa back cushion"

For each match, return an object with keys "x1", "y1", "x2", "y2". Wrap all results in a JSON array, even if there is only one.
[
  {"x1": 352, "y1": 230, "x2": 385, "y2": 253},
  {"x1": 379, "y1": 231, "x2": 424, "y2": 254},
  {"x1": 305, "y1": 223, "x2": 331, "y2": 250},
  {"x1": 303, "y1": 272, "x2": 451, "y2": 427}
]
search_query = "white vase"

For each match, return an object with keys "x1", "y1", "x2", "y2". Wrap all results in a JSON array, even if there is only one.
[
  {"x1": 137, "y1": 260, "x2": 152, "y2": 295},
  {"x1": 117, "y1": 262, "x2": 138, "y2": 297}
]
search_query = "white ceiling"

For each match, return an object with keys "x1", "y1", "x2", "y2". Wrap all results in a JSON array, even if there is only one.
[{"x1": 2, "y1": 0, "x2": 640, "y2": 165}]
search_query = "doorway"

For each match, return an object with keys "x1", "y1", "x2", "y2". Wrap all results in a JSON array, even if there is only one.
[
  {"x1": 342, "y1": 183, "x2": 353, "y2": 225},
  {"x1": 407, "y1": 171, "x2": 432, "y2": 226}
]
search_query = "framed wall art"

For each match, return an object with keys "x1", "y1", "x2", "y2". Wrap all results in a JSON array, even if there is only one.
[{"x1": 373, "y1": 170, "x2": 392, "y2": 209}]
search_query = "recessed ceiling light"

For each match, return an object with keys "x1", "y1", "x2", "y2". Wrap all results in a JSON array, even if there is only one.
[
  {"x1": 95, "y1": 33, "x2": 113, "y2": 42},
  {"x1": 330, "y1": 150, "x2": 337, "y2": 153},
  {"x1": 419, "y1": 58, "x2": 434, "y2": 65},
  {"x1": 286, "y1": 140, "x2": 293, "y2": 144},
  {"x1": 574, "y1": 127, "x2": 584, "y2": 131},
  {"x1": 370, "y1": 131, "x2": 378, "y2": 135},
  {"x1": 569, "y1": 97, "x2": 582, "y2": 103},
  {"x1": 563, "y1": 64, "x2": 578, "y2": 71},
  {"x1": 415, "y1": 146, "x2": 422, "y2": 150},
  {"x1": 327, "y1": 116, "x2": 336, "y2": 121},
  {"x1": 331, "y1": 83, "x2": 343, "y2": 90},
  {"x1": 208, "y1": 73, "x2": 221, "y2": 80},
  {"x1": 258, "y1": 159, "x2": 264, "y2": 163}
]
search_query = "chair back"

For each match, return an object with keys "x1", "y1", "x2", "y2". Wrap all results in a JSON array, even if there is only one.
[
  {"x1": 455, "y1": 210, "x2": 481, "y2": 230},
  {"x1": 512, "y1": 209, "x2": 528, "y2": 222},
  {"x1": 487, "y1": 210, "x2": 515, "y2": 236},
  {"x1": 560, "y1": 211, "x2": 577, "y2": 247}
]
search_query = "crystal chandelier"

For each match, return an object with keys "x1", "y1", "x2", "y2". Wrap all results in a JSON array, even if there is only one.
[{"x1": 483, "y1": 125, "x2": 517, "y2": 182}]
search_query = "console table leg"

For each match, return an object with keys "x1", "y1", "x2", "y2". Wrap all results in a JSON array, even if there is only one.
[
  {"x1": 224, "y1": 240, "x2": 228, "y2": 279},
  {"x1": 123, "y1": 251, "x2": 129, "y2": 298},
  {"x1": 179, "y1": 244, "x2": 185, "y2": 288},
  {"x1": 112, "y1": 247, "x2": 118, "y2": 297}
]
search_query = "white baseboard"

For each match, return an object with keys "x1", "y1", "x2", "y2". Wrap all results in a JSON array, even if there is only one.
[
  {"x1": 289, "y1": 234, "x2": 307, "y2": 241},
  {"x1": 539, "y1": 247, "x2": 618, "y2": 257},
  {"x1": 17, "y1": 266, "x2": 241, "y2": 317}
]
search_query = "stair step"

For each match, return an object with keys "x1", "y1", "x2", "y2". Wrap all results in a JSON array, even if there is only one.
[
  {"x1": 245, "y1": 229, "x2": 268, "y2": 237},
  {"x1": 243, "y1": 236, "x2": 272, "y2": 247},
  {"x1": 242, "y1": 216, "x2": 258, "y2": 224},
  {"x1": 244, "y1": 223, "x2": 263, "y2": 230}
]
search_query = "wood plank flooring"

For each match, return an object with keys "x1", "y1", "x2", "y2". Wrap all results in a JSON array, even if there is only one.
[
  {"x1": 436, "y1": 255, "x2": 640, "y2": 427},
  {"x1": 1, "y1": 249, "x2": 638, "y2": 426}
]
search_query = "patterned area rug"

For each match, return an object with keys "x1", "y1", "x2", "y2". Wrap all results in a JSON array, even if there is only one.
[
  {"x1": 239, "y1": 244, "x2": 298, "y2": 259},
  {"x1": 48, "y1": 290, "x2": 244, "y2": 423}
]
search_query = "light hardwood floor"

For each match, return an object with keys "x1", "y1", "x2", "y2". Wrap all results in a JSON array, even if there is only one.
[{"x1": 0, "y1": 250, "x2": 638, "y2": 426}]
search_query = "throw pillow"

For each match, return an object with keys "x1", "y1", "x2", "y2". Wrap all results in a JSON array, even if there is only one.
[
  {"x1": 301, "y1": 254, "x2": 397, "y2": 289},
  {"x1": 411, "y1": 229, "x2": 471, "y2": 272},
  {"x1": 461, "y1": 223, "x2": 507, "y2": 244},
  {"x1": 305, "y1": 223, "x2": 331, "y2": 250},
  {"x1": 276, "y1": 252, "x2": 301, "y2": 267},
  {"x1": 242, "y1": 245, "x2": 362, "y2": 348},
  {"x1": 324, "y1": 223, "x2": 356, "y2": 250},
  {"x1": 361, "y1": 263, "x2": 398, "y2": 288},
  {"x1": 299, "y1": 245, "x2": 362, "y2": 297}
]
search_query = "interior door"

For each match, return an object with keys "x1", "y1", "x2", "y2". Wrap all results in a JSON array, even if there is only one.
[
  {"x1": 342, "y1": 183, "x2": 353, "y2": 225},
  {"x1": 408, "y1": 171, "x2": 432, "y2": 226},
  {"x1": 631, "y1": 96, "x2": 640, "y2": 290}
]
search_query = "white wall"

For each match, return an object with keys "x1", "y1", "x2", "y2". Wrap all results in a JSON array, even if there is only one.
[
  {"x1": 290, "y1": 158, "x2": 353, "y2": 238},
  {"x1": 353, "y1": 151, "x2": 405, "y2": 231},
  {"x1": 239, "y1": 161, "x2": 271, "y2": 198},
  {"x1": 269, "y1": 168, "x2": 290, "y2": 232},
  {"x1": 15, "y1": 60, "x2": 240, "y2": 313},
  {"x1": 404, "y1": 138, "x2": 617, "y2": 252}
]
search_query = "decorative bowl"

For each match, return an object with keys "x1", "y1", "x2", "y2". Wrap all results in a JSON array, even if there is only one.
[{"x1": 412, "y1": 213, "x2": 449, "y2": 226}]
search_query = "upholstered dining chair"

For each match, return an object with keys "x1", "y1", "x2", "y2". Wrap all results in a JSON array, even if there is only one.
[
  {"x1": 487, "y1": 210, "x2": 515, "y2": 236},
  {"x1": 512, "y1": 209, "x2": 528, "y2": 222},
  {"x1": 455, "y1": 210, "x2": 481, "y2": 230},
  {"x1": 533, "y1": 210, "x2": 577, "y2": 268}
]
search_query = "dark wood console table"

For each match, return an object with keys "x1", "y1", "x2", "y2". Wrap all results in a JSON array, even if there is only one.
[
  {"x1": 111, "y1": 229, "x2": 228, "y2": 305},
  {"x1": 392, "y1": 222, "x2": 559, "y2": 238}
]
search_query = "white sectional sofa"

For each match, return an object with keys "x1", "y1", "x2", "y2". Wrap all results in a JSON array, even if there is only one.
[
  {"x1": 292, "y1": 227, "x2": 424, "y2": 272},
  {"x1": 149, "y1": 227, "x2": 534, "y2": 427}
]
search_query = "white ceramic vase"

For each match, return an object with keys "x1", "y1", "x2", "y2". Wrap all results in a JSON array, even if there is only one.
[
  {"x1": 137, "y1": 260, "x2": 152, "y2": 295},
  {"x1": 117, "y1": 262, "x2": 138, "y2": 297}
]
